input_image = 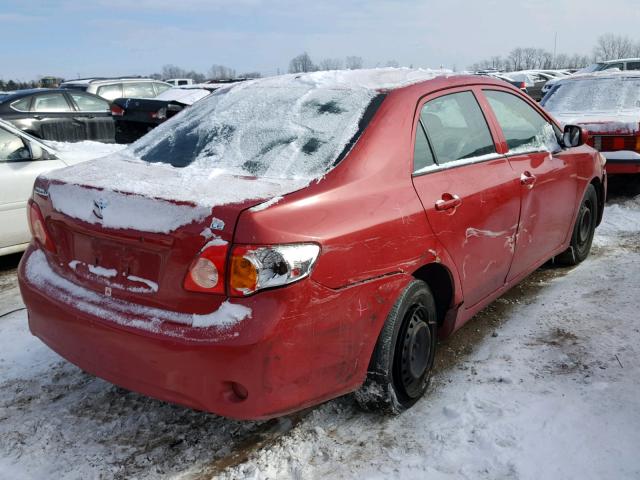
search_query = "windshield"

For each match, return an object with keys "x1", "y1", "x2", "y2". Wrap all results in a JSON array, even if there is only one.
[
  {"x1": 576, "y1": 63, "x2": 604, "y2": 74},
  {"x1": 542, "y1": 76, "x2": 640, "y2": 113},
  {"x1": 130, "y1": 81, "x2": 383, "y2": 180}
]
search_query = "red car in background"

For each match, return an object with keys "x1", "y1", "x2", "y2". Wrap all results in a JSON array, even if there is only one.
[
  {"x1": 542, "y1": 71, "x2": 640, "y2": 175},
  {"x1": 19, "y1": 70, "x2": 606, "y2": 420}
]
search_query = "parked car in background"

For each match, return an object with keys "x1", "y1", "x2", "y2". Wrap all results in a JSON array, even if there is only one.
[
  {"x1": 543, "y1": 71, "x2": 640, "y2": 175},
  {"x1": 18, "y1": 70, "x2": 605, "y2": 420},
  {"x1": 0, "y1": 119, "x2": 123, "y2": 256},
  {"x1": 0, "y1": 89, "x2": 115, "y2": 142},
  {"x1": 60, "y1": 78, "x2": 172, "y2": 101},
  {"x1": 507, "y1": 71, "x2": 556, "y2": 101},
  {"x1": 577, "y1": 58, "x2": 640, "y2": 74},
  {"x1": 165, "y1": 78, "x2": 194, "y2": 86},
  {"x1": 111, "y1": 84, "x2": 223, "y2": 143}
]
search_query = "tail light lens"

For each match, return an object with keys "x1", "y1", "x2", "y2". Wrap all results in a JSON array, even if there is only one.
[
  {"x1": 590, "y1": 135, "x2": 640, "y2": 152},
  {"x1": 110, "y1": 104, "x2": 125, "y2": 116},
  {"x1": 184, "y1": 244, "x2": 228, "y2": 294},
  {"x1": 229, "y1": 244, "x2": 320, "y2": 297},
  {"x1": 150, "y1": 107, "x2": 167, "y2": 120},
  {"x1": 27, "y1": 200, "x2": 56, "y2": 252}
]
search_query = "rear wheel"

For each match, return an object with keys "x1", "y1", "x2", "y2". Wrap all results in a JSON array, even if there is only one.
[
  {"x1": 355, "y1": 280, "x2": 437, "y2": 413},
  {"x1": 555, "y1": 184, "x2": 598, "y2": 266}
]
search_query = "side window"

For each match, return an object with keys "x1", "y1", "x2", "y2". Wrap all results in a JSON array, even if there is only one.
[
  {"x1": 69, "y1": 92, "x2": 109, "y2": 112},
  {"x1": 420, "y1": 91, "x2": 496, "y2": 164},
  {"x1": 0, "y1": 128, "x2": 30, "y2": 162},
  {"x1": 484, "y1": 90, "x2": 560, "y2": 153},
  {"x1": 154, "y1": 82, "x2": 172, "y2": 94},
  {"x1": 626, "y1": 62, "x2": 640, "y2": 70},
  {"x1": 97, "y1": 84, "x2": 123, "y2": 101},
  {"x1": 33, "y1": 94, "x2": 71, "y2": 112},
  {"x1": 123, "y1": 82, "x2": 157, "y2": 98},
  {"x1": 10, "y1": 97, "x2": 31, "y2": 112},
  {"x1": 413, "y1": 121, "x2": 435, "y2": 172},
  {"x1": 603, "y1": 63, "x2": 623, "y2": 70}
]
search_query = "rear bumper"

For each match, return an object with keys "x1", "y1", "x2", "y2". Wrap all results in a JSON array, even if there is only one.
[
  {"x1": 18, "y1": 245, "x2": 405, "y2": 419},
  {"x1": 603, "y1": 152, "x2": 640, "y2": 174}
]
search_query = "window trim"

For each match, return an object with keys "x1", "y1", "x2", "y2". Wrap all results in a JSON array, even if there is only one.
[
  {"x1": 481, "y1": 88, "x2": 562, "y2": 158},
  {"x1": 411, "y1": 87, "x2": 502, "y2": 177}
]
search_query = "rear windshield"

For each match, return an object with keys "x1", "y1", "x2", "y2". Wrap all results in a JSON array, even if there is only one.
[
  {"x1": 130, "y1": 82, "x2": 384, "y2": 180},
  {"x1": 542, "y1": 76, "x2": 640, "y2": 113}
]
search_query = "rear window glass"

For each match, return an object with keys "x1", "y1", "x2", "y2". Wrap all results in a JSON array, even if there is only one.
[
  {"x1": 542, "y1": 76, "x2": 640, "y2": 113},
  {"x1": 97, "y1": 84, "x2": 123, "y2": 101},
  {"x1": 124, "y1": 82, "x2": 157, "y2": 98},
  {"x1": 131, "y1": 83, "x2": 383, "y2": 180}
]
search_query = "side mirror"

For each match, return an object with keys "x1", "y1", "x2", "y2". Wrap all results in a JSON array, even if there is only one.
[
  {"x1": 28, "y1": 142, "x2": 44, "y2": 160},
  {"x1": 563, "y1": 125, "x2": 589, "y2": 148}
]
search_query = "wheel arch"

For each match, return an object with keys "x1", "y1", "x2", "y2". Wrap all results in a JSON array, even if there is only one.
[
  {"x1": 590, "y1": 176, "x2": 605, "y2": 226},
  {"x1": 412, "y1": 262, "x2": 455, "y2": 327}
]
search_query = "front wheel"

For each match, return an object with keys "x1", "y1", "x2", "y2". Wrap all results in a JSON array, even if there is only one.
[
  {"x1": 555, "y1": 183, "x2": 598, "y2": 266},
  {"x1": 355, "y1": 280, "x2": 437, "y2": 414}
]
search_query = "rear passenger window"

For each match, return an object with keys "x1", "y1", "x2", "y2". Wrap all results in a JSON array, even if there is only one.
[
  {"x1": 33, "y1": 94, "x2": 71, "y2": 112},
  {"x1": 626, "y1": 62, "x2": 640, "y2": 70},
  {"x1": 484, "y1": 90, "x2": 560, "y2": 153},
  {"x1": 70, "y1": 93, "x2": 110, "y2": 112},
  {"x1": 97, "y1": 84, "x2": 123, "y2": 101},
  {"x1": 413, "y1": 122, "x2": 435, "y2": 172},
  {"x1": 124, "y1": 82, "x2": 157, "y2": 98},
  {"x1": 420, "y1": 91, "x2": 496, "y2": 164},
  {"x1": 154, "y1": 83, "x2": 172, "y2": 94}
]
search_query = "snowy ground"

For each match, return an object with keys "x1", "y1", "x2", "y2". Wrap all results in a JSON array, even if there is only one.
[{"x1": 0, "y1": 185, "x2": 639, "y2": 479}]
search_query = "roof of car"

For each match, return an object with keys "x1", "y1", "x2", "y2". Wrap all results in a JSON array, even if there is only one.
[
  {"x1": 553, "y1": 70, "x2": 640, "y2": 83},
  {"x1": 601, "y1": 57, "x2": 640, "y2": 63},
  {"x1": 0, "y1": 88, "x2": 56, "y2": 102},
  {"x1": 61, "y1": 78, "x2": 165, "y2": 86}
]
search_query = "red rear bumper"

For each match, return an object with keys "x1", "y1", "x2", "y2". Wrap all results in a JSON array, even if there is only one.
[
  {"x1": 18, "y1": 246, "x2": 405, "y2": 419},
  {"x1": 606, "y1": 160, "x2": 640, "y2": 175}
]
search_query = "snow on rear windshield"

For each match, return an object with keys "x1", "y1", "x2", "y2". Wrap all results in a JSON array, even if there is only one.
[
  {"x1": 130, "y1": 81, "x2": 380, "y2": 180},
  {"x1": 543, "y1": 77, "x2": 640, "y2": 113}
]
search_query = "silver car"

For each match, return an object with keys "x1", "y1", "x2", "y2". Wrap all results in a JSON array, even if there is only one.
[{"x1": 60, "y1": 78, "x2": 172, "y2": 101}]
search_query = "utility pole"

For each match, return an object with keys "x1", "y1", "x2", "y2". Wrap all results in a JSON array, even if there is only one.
[{"x1": 553, "y1": 32, "x2": 558, "y2": 67}]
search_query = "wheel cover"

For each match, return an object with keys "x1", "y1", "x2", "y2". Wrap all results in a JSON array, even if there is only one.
[{"x1": 398, "y1": 304, "x2": 433, "y2": 398}]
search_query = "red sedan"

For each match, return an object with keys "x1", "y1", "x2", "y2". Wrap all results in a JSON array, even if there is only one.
[
  {"x1": 19, "y1": 70, "x2": 606, "y2": 420},
  {"x1": 542, "y1": 71, "x2": 640, "y2": 175}
]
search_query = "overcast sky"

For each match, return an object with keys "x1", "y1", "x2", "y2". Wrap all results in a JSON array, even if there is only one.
[{"x1": 2, "y1": 0, "x2": 640, "y2": 80}]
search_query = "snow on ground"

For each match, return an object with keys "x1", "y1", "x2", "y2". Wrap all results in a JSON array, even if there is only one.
[{"x1": 0, "y1": 192, "x2": 639, "y2": 479}]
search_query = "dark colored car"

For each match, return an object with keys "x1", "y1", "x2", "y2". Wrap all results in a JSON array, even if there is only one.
[
  {"x1": 0, "y1": 89, "x2": 115, "y2": 143},
  {"x1": 19, "y1": 71, "x2": 605, "y2": 420},
  {"x1": 111, "y1": 86, "x2": 219, "y2": 143}
]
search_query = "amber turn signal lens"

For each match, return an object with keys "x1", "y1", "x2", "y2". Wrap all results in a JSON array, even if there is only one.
[{"x1": 230, "y1": 256, "x2": 258, "y2": 294}]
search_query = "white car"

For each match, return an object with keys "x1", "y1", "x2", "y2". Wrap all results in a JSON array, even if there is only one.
[{"x1": 0, "y1": 119, "x2": 124, "y2": 256}]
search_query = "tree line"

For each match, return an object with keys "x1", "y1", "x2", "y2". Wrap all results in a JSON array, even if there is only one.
[{"x1": 469, "y1": 33, "x2": 640, "y2": 72}]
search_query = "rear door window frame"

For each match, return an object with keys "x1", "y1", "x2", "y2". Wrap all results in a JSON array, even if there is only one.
[{"x1": 412, "y1": 86, "x2": 502, "y2": 177}]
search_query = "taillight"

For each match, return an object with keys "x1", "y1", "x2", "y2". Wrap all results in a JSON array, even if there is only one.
[
  {"x1": 229, "y1": 244, "x2": 320, "y2": 297},
  {"x1": 110, "y1": 104, "x2": 125, "y2": 116},
  {"x1": 184, "y1": 243, "x2": 228, "y2": 294},
  {"x1": 150, "y1": 107, "x2": 167, "y2": 120},
  {"x1": 591, "y1": 135, "x2": 640, "y2": 152},
  {"x1": 27, "y1": 200, "x2": 56, "y2": 252}
]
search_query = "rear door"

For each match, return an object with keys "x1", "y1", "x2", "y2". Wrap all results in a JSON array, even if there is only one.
[
  {"x1": 481, "y1": 88, "x2": 578, "y2": 281},
  {"x1": 411, "y1": 87, "x2": 521, "y2": 308},
  {"x1": 31, "y1": 92, "x2": 85, "y2": 141},
  {"x1": 0, "y1": 127, "x2": 65, "y2": 248},
  {"x1": 67, "y1": 91, "x2": 115, "y2": 142}
]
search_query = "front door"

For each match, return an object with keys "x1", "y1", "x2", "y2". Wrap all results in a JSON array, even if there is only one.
[
  {"x1": 411, "y1": 89, "x2": 521, "y2": 308},
  {"x1": 481, "y1": 89, "x2": 578, "y2": 281}
]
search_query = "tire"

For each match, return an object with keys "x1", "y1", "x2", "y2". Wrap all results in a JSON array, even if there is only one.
[
  {"x1": 355, "y1": 280, "x2": 437, "y2": 414},
  {"x1": 555, "y1": 184, "x2": 598, "y2": 266}
]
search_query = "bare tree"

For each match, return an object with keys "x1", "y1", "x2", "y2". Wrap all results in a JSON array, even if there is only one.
[
  {"x1": 317, "y1": 58, "x2": 343, "y2": 71},
  {"x1": 345, "y1": 56, "x2": 363, "y2": 70},
  {"x1": 289, "y1": 52, "x2": 316, "y2": 73},
  {"x1": 593, "y1": 34, "x2": 634, "y2": 60},
  {"x1": 161, "y1": 64, "x2": 187, "y2": 79},
  {"x1": 507, "y1": 48, "x2": 524, "y2": 71},
  {"x1": 384, "y1": 59, "x2": 400, "y2": 67},
  {"x1": 238, "y1": 71, "x2": 262, "y2": 78},
  {"x1": 208, "y1": 64, "x2": 236, "y2": 80}
]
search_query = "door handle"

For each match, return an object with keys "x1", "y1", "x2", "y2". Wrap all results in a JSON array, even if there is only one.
[
  {"x1": 520, "y1": 171, "x2": 536, "y2": 189},
  {"x1": 435, "y1": 193, "x2": 462, "y2": 211},
  {"x1": 33, "y1": 115, "x2": 43, "y2": 120}
]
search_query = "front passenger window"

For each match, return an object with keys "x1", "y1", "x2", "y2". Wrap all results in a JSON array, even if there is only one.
[
  {"x1": 420, "y1": 91, "x2": 496, "y2": 164},
  {"x1": 485, "y1": 90, "x2": 560, "y2": 153}
]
